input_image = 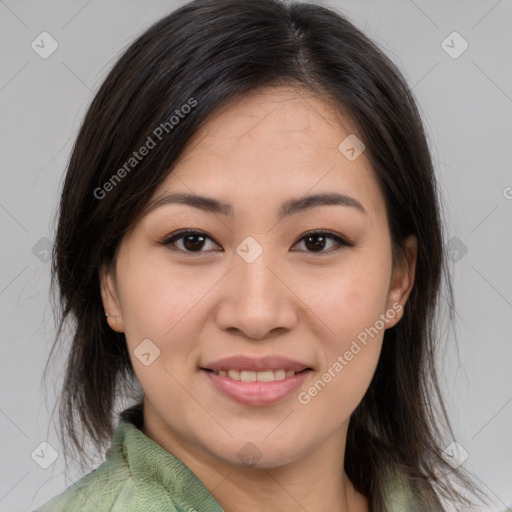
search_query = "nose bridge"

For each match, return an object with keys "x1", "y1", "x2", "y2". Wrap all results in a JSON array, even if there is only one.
[
  {"x1": 234, "y1": 238, "x2": 282, "y2": 306},
  {"x1": 217, "y1": 236, "x2": 296, "y2": 338}
]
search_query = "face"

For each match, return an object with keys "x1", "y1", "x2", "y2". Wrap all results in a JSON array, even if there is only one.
[{"x1": 101, "y1": 85, "x2": 416, "y2": 471}]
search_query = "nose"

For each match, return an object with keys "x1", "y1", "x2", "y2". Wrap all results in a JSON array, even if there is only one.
[{"x1": 215, "y1": 246, "x2": 298, "y2": 340}]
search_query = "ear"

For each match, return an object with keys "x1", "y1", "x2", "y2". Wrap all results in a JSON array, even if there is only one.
[
  {"x1": 99, "y1": 262, "x2": 125, "y2": 333},
  {"x1": 385, "y1": 235, "x2": 417, "y2": 329}
]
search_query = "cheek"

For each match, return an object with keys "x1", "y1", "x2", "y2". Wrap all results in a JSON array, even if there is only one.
[
  {"x1": 305, "y1": 252, "x2": 391, "y2": 342},
  {"x1": 118, "y1": 257, "x2": 203, "y2": 406},
  {"x1": 299, "y1": 249, "x2": 390, "y2": 401},
  {"x1": 298, "y1": 268, "x2": 387, "y2": 418},
  {"x1": 117, "y1": 250, "x2": 211, "y2": 342},
  {"x1": 306, "y1": 343, "x2": 382, "y2": 426}
]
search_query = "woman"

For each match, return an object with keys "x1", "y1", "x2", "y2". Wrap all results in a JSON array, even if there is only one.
[{"x1": 37, "y1": 0, "x2": 486, "y2": 510}]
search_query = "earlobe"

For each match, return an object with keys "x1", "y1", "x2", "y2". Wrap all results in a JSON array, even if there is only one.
[
  {"x1": 99, "y1": 263, "x2": 124, "y2": 332},
  {"x1": 386, "y1": 235, "x2": 417, "y2": 328}
]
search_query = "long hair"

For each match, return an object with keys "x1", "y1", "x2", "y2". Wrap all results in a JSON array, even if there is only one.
[{"x1": 46, "y1": 0, "x2": 484, "y2": 509}]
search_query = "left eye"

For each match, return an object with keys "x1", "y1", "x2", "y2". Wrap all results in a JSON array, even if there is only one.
[
  {"x1": 160, "y1": 230, "x2": 220, "y2": 253},
  {"x1": 159, "y1": 229, "x2": 352, "y2": 254},
  {"x1": 292, "y1": 230, "x2": 352, "y2": 253}
]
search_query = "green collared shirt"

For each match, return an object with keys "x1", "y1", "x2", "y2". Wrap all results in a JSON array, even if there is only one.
[
  {"x1": 35, "y1": 405, "x2": 427, "y2": 512},
  {"x1": 35, "y1": 405, "x2": 224, "y2": 512}
]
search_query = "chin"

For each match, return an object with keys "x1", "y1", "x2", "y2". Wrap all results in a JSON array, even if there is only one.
[{"x1": 205, "y1": 437, "x2": 309, "y2": 470}]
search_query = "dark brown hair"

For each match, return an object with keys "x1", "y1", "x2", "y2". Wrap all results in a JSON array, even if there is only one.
[{"x1": 46, "y1": 0, "x2": 486, "y2": 509}]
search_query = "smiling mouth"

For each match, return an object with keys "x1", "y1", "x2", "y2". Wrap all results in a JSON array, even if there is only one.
[
  {"x1": 203, "y1": 368, "x2": 310, "y2": 382},
  {"x1": 201, "y1": 367, "x2": 313, "y2": 406}
]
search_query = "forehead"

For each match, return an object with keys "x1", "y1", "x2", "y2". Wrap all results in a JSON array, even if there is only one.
[
  {"x1": 149, "y1": 85, "x2": 384, "y2": 220},
  {"x1": 177, "y1": 85, "x2": 356, "y2": 164}
]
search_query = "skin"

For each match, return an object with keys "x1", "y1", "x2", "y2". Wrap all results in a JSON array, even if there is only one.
[{"x1": 100, "y1": 85, "x2": 417, "y2": 512}]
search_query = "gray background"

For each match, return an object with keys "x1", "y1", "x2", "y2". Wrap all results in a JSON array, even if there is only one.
[{"x1": 0, "y1": 0, "x2": 511, "y2": 510}]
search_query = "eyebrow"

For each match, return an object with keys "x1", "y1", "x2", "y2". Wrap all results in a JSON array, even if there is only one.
[{"x1": 143, "y1": 191, "x2": 367, "y2": 219}]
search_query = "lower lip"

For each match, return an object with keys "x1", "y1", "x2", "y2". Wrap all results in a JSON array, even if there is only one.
[{"x1": 202, "y1": 369, "x2": 311, "y2": 407}]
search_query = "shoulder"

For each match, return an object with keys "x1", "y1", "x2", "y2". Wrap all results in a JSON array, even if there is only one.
[
  {"x1": 33, "y1": 456, "x2": 132, "y2": 512},
  {"x1": 33, "y1": 454, "x2": 183, "y2": 512},
  {"x1": 33, "y1": 418, "x2": 183, "y2": 512}
]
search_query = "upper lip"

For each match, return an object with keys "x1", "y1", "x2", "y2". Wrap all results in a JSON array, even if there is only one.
[{"x1": 202, "y1": 355, "x2": 312, "y2": 372}]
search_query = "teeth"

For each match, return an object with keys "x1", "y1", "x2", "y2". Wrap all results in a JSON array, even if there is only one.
[
  {"x1": 241, "y1": 371, "x2": 256, "y2": 382},
  {"x1": 274, "y1": 369, "x2": 286, "y2": 380},
  {"x1": 214, "y1": 369, "x2": 299, "y2": 381},
  {"x1": 228, "y1": 369, "x2": 240, "y2": 380}
]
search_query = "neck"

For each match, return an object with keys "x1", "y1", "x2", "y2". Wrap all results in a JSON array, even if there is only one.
[
  {"x1": 209, "y1": 454, "x2": 369, "y2": 512},
  {"x1": 142, "y1": 408, "x2": 369, "y2": 512}
]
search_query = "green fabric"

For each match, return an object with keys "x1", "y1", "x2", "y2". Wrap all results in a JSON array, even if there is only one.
[
  {"x1": 34, "y1": 405, "x2": 424, "y2": 511},
  {"x1": 34, "y1": 405, "x2": 224, "y2": 512}
]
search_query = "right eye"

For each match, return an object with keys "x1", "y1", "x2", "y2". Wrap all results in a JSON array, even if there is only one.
[{"x1": 159, "y1": 229, "x2": 221, "y2": 254}]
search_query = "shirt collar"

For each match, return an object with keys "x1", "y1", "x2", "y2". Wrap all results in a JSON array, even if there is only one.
[
  {"x1": 115, "y1": 404, "x2": 422, "y2": 512},
  {"x1": 112, "y1": 403, "x2": 225, "y2": 512}
]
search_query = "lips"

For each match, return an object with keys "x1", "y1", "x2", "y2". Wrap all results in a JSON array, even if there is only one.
[
  {"x1": 202, "y1": 354, "x2": 312, "y2": 372},
  {"x1": 200, "y1": 354, "x2": 313, "y2": 406},
  {"x1": 213, "y1": 369, "x2": 298, "y2": 382}
]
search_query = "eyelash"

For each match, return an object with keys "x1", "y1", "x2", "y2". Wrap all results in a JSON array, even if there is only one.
[{"x1": 159, "y1": 229, "x2": 353, "y2": 256}]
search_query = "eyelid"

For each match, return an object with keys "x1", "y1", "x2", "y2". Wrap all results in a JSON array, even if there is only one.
[
  {"x1": 291, "y1": 229, "x2": 353, "y2": 249},
  {"x1": 159, "y1": 228, "x2": 354, "y2": 255},
  {"x1": 159, "y1": 228, "x2": 220, "y2": 249}
]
